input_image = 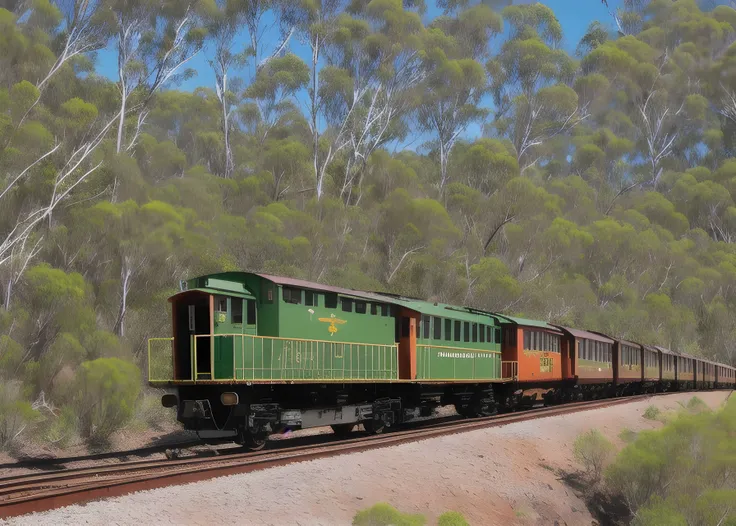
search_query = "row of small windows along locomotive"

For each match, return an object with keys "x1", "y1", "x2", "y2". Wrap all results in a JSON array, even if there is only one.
[
  {"x1": 282, "y1": 286, "x2": 502, "y2": 345},
  {"x1": 282, "y1": 286, "x2": 393, "y2": 315},
  {"x1": 415, "y1": 315, "x2": 501, "y2": 345}
]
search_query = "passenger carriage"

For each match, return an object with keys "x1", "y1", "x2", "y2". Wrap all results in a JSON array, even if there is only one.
[
  {"x1": 657, "y1": 346, "x2": 677, "y2": 391},
  {"x1": 554, "y1": 326, "x2": 614, "y2": 399},
  {"x1": 611, "y1": 337, "x2": 642, "y2": 396},
  {"x1": 642, "y1": 344, "x2": 660, "y2": 392}
]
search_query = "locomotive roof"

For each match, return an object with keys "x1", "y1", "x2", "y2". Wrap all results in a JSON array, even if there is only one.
[
  {"x1": 590, "y1": 331, "x2": 640, "y2": 348},
  {"x1": 555, "y1": 326, "x2": 615, "y2": 344},
  {"x1": 492, "y1": 314, "x2": 561, "y2": 332},
  {"x1": 255, "y1": 273, "x2": 392, "y2": 302},
  {"x1": 389, "y1": 298, "x2": 500, "y2": 324}
]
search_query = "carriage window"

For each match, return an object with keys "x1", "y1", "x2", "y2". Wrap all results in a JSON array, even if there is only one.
[
  {"x1": 371, "y1": 303, "x2": 378, "y2": 315},
  {"x1": 401, "y1": 317, "x2": 410, "y2": 338},
  {"x1": 472, "y1": 323, "x2": 478, "y2": 342},
  {"x1": 341, "y1": 298, "x2": 353, "y2": 312},
  {"x1": 488, "y1": 326, "x2": 493, "y2": 343},
  {"x1": 480, "y1": 324, "x2": 485, "y2": 343},
  {"x1": 283, "y1": 287, "x2": 302, "y2": 304},
  {"x1": 381, "y1": 304, "x2": 390, "y2": 317},
  {"x1": 325, "y1": 293, "x2": 338, "y2": 309},
  {"x1": 355, "y1": 301, "x2": 367, "y2": 314},
  {"x1": 231, "y1": 298, "x2": 243, "y2": 324},
  {"x1": 433, "y1": 317, "x2": 442, "y2": 340},
  {"x1": 423, "y1": 315, "x2": 431, "y2": 339},
  {"x1": 216, "y1": 296, "x2": 228, "y2": 313},
  {"x1": 445, "y1": 319, "x2": 452, "y2": 341},
  {"x1": 464, "y1": 322, "x2": 470, "y2": 342},
  {"x1": 261, "y1": 282, "x2": 274, "y2": 303},
  {"x1": 454, "y1": 320, "x2": 461, "y2": 342},
  {"x1": 246, "y1": 299, "x2": 256, "y2": 325},
  {"x1": 305, "y1": 291, "x2": 317, "y2": 307}
]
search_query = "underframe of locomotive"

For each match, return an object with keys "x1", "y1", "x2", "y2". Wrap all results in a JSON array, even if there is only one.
[{"x1": 161, "y1": 375, "x2": 719, "y2": 450}]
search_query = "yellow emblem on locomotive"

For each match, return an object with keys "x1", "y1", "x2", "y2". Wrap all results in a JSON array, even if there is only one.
[{"x1": 318, "y1": 313, "x2": 347, "y2": 336}]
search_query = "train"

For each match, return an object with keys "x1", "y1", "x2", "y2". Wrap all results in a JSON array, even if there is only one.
[{"x1": 147, "y1": 272, "x2": 736, "y2": 449}]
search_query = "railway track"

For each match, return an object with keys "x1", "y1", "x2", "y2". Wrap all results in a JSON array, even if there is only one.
[{"x1": 0, "y1": 391, "x2": 722, "y2": 520}]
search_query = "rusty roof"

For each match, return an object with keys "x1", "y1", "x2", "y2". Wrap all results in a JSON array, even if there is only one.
[
  {"x1": 255, "y1": 273, "x2": 393, "y2": 302},
  {"x1": 589, "y1": 331, "x2": 640, "y2": 347},
  {"x1": 554, "y1": 326, "x2": 614, "y2": 344}
]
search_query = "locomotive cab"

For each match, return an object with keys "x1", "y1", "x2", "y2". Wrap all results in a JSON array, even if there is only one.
[{"x1": 169, "y1": 278, "x2": 258, "y2": 381}]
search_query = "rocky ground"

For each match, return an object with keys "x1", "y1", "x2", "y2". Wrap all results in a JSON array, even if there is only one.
[{"x1": 1, "y1": 391, "x2": 732, "y2": 526}]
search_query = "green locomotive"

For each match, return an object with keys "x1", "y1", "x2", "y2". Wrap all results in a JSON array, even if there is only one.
[{"x1": 149, "y1": 272, "x2": 513, "y2": 449}]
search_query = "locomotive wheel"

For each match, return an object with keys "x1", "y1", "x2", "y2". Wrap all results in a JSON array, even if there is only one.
[
  {"x1": 362, "y1": 419, "x2": 385, "y2": 434},
  {"x1": 454, "y1": 404, "x2": 477, "y2": 418},
  {"x1": 330, "y1": 423, "x2": 355, "y2": 437},
  {"x1": 239, "y1": 430, "x2": 267, "y2": 451}
]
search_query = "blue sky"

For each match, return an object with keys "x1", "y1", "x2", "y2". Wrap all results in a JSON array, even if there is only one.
[
  {"x1": 95, "y1": 0, "x2": 623, "y2": 91},
  {"x1": 93, "y1": 0, "x2": 623, "y2": 148}
]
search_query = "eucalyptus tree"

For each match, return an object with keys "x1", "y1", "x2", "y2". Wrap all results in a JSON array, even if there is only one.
[
  {"x1": 205, "y1": 0, "x2": 295, "y2": 178},
  {"x1": 205, "y1": 0, "x2": 246, "y2": 179},
  {"x1": 328, "y1": 0, "x2": 426, "y2": 204},
  {"x1": 108, "y1": 0, "x2": 205, "y2": 157},
  {"x1": 244, "y1": 53, "x2": 310, "y2": 144},
  {"x1": 418, "y1": 4, "x2": 501, "y2": 192},
  {"x1": 282, "y1": 0, "x2": 344, "y2": 199},
  {"x1": 487, "y1": 3, "x2": 585, "y2": 175}
]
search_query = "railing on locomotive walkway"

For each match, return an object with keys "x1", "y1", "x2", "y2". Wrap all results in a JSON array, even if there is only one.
[
  {"x1": 415, "y1": 344, "x2": 503, "y2": 381},
  {"x1": 158, "y1": 334, "x2": 398, "y2": 382},
  {"x1": 196, "y1": 334, "x2": 400, "y2": 382}
]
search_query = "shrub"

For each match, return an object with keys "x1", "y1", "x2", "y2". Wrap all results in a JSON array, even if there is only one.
[
  {"x1": 619, "y1": 428, "x2": 637, "y2": 443},
  {"x1": 135, "y1": 392, "x2": 178, "y2": 431},
  {"x1": 643, "y1": 405, "x2": 661, "y2": 420},
  {"x1": 0, "y1": 381, "x2": 39, "y2": 449},
  {"x1": 41, "y1": 405, "x2": 80, "y2": 448},
  {"x1": 437, "y1": 511, "x2": 469, "y2": 526},
  {"x1": 352, "y1": 503, "x2": 426, "y2": 526},
  {"x1": 684, "y1": 396, "x2": 708, "y2": 413},
  {"x1": 573, "y1": 429, "x2": 615, "y2": 482},
  {"x1": 72, "y1": 357, "x2": 141, "y2": 442},
  {"x1": 605, "y1": 399, "x2": 736, "y2": 519}
]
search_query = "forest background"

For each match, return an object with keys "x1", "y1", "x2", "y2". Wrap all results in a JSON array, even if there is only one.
[{"x1": 1, "y1": 0, "x2": 736, "y2": 448}]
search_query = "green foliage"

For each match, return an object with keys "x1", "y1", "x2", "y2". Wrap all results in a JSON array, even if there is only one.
[
  {"x1": 643, "y1": 406, "x2": 661, "y2": 420},
  {"x1": 573, "y1": 429, "x2": 615, "y2": 482},
  {"x1": 0, "y1": 381, "x2": 40, "y2": 448},
  {"x1": 618, "y1": 428, "x2": 637, "y2": 443},
  {"x1": 72, "y1": 358, "x2": 141, "y2": 442},
  {"x1": 436, "y1": 511, "x2": 469, "y2": 526},
  {"x1": 606, "y1": 398, "x2": 736, "y2": 524},
  {"x1": 352, "y1": 503, "x2": 425, "y2": 526}
]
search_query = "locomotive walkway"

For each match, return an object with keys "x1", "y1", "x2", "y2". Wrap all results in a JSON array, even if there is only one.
[{"x1": 0, "y1": 391, "x2": 730, "y2": 520}]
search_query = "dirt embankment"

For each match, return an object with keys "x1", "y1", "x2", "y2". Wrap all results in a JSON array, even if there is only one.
[{"x1": 2, "y1": 391, "x2": 731, "y2": 526}]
